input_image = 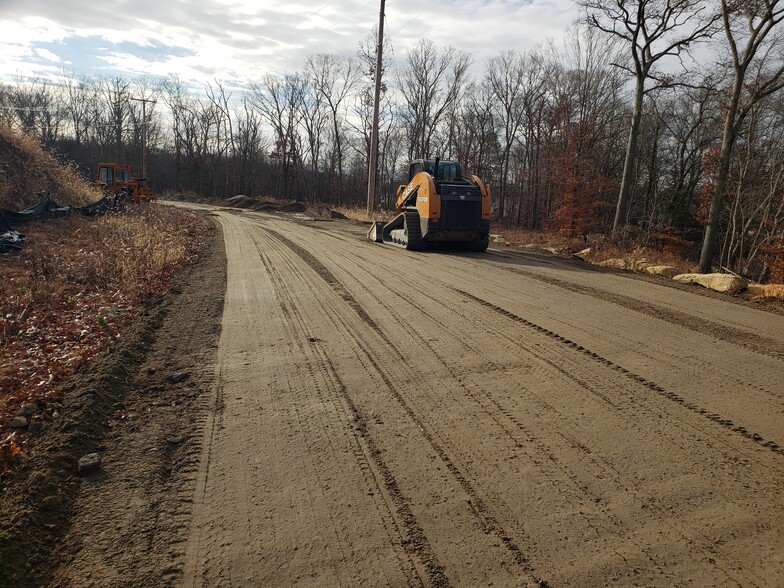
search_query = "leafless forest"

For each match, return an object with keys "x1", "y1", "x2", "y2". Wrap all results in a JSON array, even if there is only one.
[{"x1": 1, "y1": 0, "x2": 783, "y2": 280}]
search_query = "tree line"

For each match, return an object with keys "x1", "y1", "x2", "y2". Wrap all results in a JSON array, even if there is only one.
[{"x1": 0, "y1": 0, "x2": 782, "y2": 281}]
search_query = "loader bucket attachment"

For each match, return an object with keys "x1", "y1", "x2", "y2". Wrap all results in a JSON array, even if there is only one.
[{"x1": 368, "y1": 221, "x2": 385, "y2": 243}]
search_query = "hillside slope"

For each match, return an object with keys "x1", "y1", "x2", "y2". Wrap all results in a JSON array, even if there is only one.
[{"x1": 0, "y1": 125, "x2": 98, "y2": 210}]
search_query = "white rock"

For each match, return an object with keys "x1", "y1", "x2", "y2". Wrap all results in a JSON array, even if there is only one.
[
  {"x1": 633, "y1": 259, "x2": 652, "y2": 270},
  {"x1": 597, "y1": 258, "x2": 627, "y2": 269},
  {"x1": 644, "y1": 265, "x2": 680, "y2": 278},
  {"x1": 673, "y1": 273, "x2": 748, "y2": 293}
]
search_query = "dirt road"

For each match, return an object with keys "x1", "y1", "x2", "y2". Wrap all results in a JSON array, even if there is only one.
[{"x1": 53, "y1": 204, "x2": 784, "y2": 587}]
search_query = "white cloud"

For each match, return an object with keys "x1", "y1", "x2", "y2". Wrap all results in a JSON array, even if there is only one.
[
  {"x1": 35, "y1": 48, "x2": 61, "y2": 62},
  {"x1": 0, "y1": 0, "x2": 582, "y2": 85}
]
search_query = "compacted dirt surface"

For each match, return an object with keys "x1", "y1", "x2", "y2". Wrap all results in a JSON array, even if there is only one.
[{"x1": 8, "y1": 203, "x2": 784, "y2": 587}]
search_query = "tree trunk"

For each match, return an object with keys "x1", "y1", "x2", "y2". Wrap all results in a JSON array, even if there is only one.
[
  {"x1": 699, "y1": 71, "x2": 743, "y2": 273},
  {"x1": 613, "y1": 76, "x2": 645, "y2": 234}
]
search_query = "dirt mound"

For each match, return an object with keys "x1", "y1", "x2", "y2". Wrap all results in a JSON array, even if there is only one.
[
  {"x1": 224, "y1": 194, "x2": 258, "y2": 209},
  {"x1": 165, "y1": 192, "x2": 216, "y2": 204},
  {"x1": 0, "y1": 126, "x2": 98, "y2": 210},
  {"x1": 307, "y1": 205, "x2": 349, "y2": 220},
  {"x1": 277, "y1": 201, "x2": 306, "y2": 213},
  {"x1": 251, "y1": 202, "x2": 280, "y2": 211},
  {"x1": 223, "y1": 196, "x2": 307, "y2": 215}
]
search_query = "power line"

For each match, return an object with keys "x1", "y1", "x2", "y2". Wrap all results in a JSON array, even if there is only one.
[
  {"x1": 327, "y1": 0, "x2": 386, "y2": 32},
  {"x1": 387, "y1": 10, "x2": 424, "y2": 37},
  {"x1": 295, "y1": 0, "x2": 342, "y2": 29},
  {"x1": 384, "y1": 14, "x2": 399, "y2": 79}
]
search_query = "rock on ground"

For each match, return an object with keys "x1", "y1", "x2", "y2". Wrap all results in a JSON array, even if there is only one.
[
  {"x1": 77, "y1": 453, "x2": 101, "y2": 474},
  {"x1": 597, "y1": 258, "x2": 627, "y2": 269},
  {"x1": 673, "y1": 273, "x2": 748, "y2": 294},
  {"x1": 746, "y1": 283, "x2": 784, "y2": 300},
  {"x1": 644, "y1": 265, "x2": 681, "y2": 278}
]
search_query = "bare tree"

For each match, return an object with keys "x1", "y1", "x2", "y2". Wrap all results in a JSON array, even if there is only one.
[
  {"x1": 233, "y1": 96, "x2": 268, "y2": 196},
  {"x1": 486, "y1": 50, "x2": 547, "y2": 221},
  {"x1": 699, "y1": 0, "x2": 784, "y2": 271},
  {"x1": 297, "y1": 77, "x2": 329, "y2": 202},
  {"x1": 451, "y1": 81, "x2": 497, "y2": 182},
  {"x1": 3, "y1": 76, "x2": 67, "y2": 145},
  {"x1": 397, "y1": 39, "x2": 472, "y2": 160},
  {"x1": 205, "y1": 80, "x2": 237, "y2": 195},
  {"x1": 718, "y1": 97, "x2": 784, "y2": 275},
  {"x1": 578, "y1": 0, "x2": 720, "y2": 233},
  {"x1": 249, "y1": 73, "x2": 306, "y2": 200},
  {"x1": 99, "y1": 76, "x2": 132, "y2": 160},
  {"x1": 61, "y1": 70, "x2": 99, "y2": 148},
  {"x1": 645, "y1": 78, "x2": 719, "y2": 234},
  {"x1": 305, "y1": 54, "x2": 361, "y2": 200}
]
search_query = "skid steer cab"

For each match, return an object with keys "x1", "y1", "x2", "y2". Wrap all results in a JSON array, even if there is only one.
[
  {"x1": 96, "y1": 163, "x2": 155, "y2": 202},
  {"x1": 368, "y1": 158, "x2": 491, "y2": 251}
]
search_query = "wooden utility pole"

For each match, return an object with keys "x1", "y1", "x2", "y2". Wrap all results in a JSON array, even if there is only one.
[
  {"x1": 366, "y1": 0, "x2": 386, "y2": 216},
  {"x1": 130, "y1": 96, "x2": 157, "y2": 179}
]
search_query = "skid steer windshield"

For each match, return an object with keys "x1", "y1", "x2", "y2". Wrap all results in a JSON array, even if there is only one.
[{"x1": 422, "y1": 160, "x2": 459, "y2": 182}]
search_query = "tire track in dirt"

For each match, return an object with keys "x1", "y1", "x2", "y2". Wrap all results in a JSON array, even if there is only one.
[
  {"x1": 318, "y1": 245, "x2": 763, "y2": 586},
  {"x1": 346, "y1": 242, "x2": 783, "y2": 438},
  {"x1": 294, "y1": 233, "x2": 781, "y2": 471},
  {"x1": 249, "y1": 231, "x2": 427, "y2": 587},
  {"x1": 343, "y1": 248, "x2": 749, "y2": 453},
  {"x1": 494, "y1": 266, "x2": 784, "y2": 361},
  {"x1": 183, "y1": 215, "x2": 421, "y2": 586},
  {"x1": 209, "y1": 212, "x2": 782, "y2": 586},
  {"x1": 386, "y1": 248, "x2": 782, "y2": 402},
  {"x1": 263, "y1": 226, "x2": 545, "y2": 586},
  {"x1": 376, "y1": 250, "x2": 780, "y2": 584},
  {"x1": 455, "y1": 288, "x2": 783, "y2": 456}
]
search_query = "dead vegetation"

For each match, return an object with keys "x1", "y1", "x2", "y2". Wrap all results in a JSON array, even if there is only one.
[
  {"x1": 0, "y1": 127, "x2": 211, "y2": 478},
  {"x1": 491, "y1": 225, "x2": 699, "y2": 272},
  {"x1": 0, "y1": 125, "x2": 99, "y2": 210}
]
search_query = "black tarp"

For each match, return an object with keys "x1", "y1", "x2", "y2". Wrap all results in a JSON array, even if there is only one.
[
  {"x1": 0, "y1": 192, "x2": 125, "y2": 253},
  {"x1": 0, "y1": 211, "x2": 25, "y2": 252},
  {"x1": 75, "y1": 192, "x2": 125, "y2": 217},
  {"x1": 0, "y1": 194, "x2": 70, "y2": 225}
]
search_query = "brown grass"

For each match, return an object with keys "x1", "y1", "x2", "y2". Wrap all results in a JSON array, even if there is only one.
[
  {"x1": 328, "y1": 205, "x2": 393, "y2": 223},
  {"x1": 0, "y1": 204, "x2": 210, "y2": 474},
  {"x1": 493, "y1": 224, "x2": 699, "y2": 274},
  {"x1": 0, "y1": 125, "x2": 99, "y2": 210}
]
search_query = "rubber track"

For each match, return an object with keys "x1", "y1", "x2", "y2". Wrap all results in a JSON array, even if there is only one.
[{"x1": 404, "y1": 210, "x2": 423, "y2": 251}]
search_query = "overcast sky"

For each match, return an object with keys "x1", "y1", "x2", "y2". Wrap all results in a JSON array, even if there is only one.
[{"x1": 0, "y1": 0, "x2": 580, "y2": 87}]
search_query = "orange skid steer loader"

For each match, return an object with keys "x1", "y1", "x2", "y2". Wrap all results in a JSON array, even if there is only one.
[
  {"x1": 368, "y1": 158, "x2": 491, "y2": 251},
  {"x1": 96, "y1": 163, "x2": 155, "y2": 202}
]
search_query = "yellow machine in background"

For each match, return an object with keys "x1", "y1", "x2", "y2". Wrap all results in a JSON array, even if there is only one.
[
  {"x1": 96, "y1": 163, "x2": 155, "y2": 202},
  {"x1": 368, "y1": 158, "x2": 491, "y2": 251}
]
